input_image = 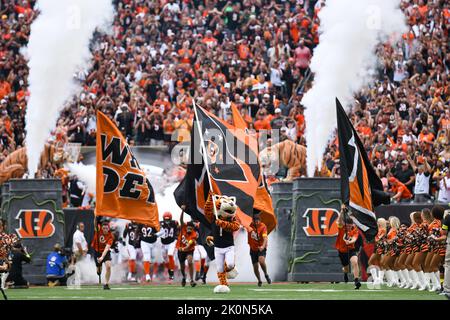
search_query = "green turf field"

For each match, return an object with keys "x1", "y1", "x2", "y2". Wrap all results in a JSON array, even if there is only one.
[{"x1": 3, "y1": 282, "x2": 447, "y2": 300}]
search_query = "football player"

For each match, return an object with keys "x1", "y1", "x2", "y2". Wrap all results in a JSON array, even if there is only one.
[
  {"x1": 193, "y1": 220, "x2": 207, "y2": 282},
  {"x1": 177, "y1": 210, "x2": 197, "y2": 287},
  {"x1": 139, "y1": 223, "x2": 160, "y2": 282},
  {"x1": 248, "y1": 212, "x2": 271, "y2": 286},
  {"x1": 159, "y1": 212, "x2": 179, "y2": 281},
  {"x1": 91, "y1": 220, "x2": 114, "y2": 290},
  {"x1": 335, "y1": 205, "x2": 361, "y2": 290},
  {"x1": 123, "y1": 222, "x2": 141, "y2": 282}
]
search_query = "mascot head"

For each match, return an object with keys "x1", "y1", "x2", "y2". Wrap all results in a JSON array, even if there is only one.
[{"x1": 213, "y1": 195, "x2": 237, "y2": 219}]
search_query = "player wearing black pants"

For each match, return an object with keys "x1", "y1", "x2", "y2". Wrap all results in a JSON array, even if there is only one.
[
  {"x1": 177, "y1": 211, "x2": 198, "y2": 287},
  {"x1": 335, "y1": 205, "x2": 361, "y2": 290}
]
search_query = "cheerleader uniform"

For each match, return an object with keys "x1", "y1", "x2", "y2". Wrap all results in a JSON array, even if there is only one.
[
  {"x1": 387, "y1": 228, "x2": 398, "y2": 257},
  {"x1": 404, "y1": 223, "x2": 417, "y2": 255},
  {"x1": 375, "y1": 228, "x2": 387, "y2": 255},
  {"x1": 418, "y1": 222, "x2": 430, "y2": 253}
]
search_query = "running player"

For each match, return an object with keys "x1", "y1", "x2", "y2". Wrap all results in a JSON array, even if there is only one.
[
  {"x1": 248, "y1": 212, "x2": 271, "y2": 286},
  {"x1": 177, "y1": 210, "x2": 197, "y2": 287},
  {"x1": 139, "y1": 222, "x2": 160, "y2": 282},
  {"x1": 193, "y1": 220, "x2": 207, "y2": 282},
  {"x1": 160, "y1": 212, "x2": 179, "y2": 281},
  {"x1": 335, "y1": 205, "x2": 361, "y2": 289},
  {"x1": 123, "y1": 222, "x2": 141, "y2": 282},
  {"x1": 91, "y1": 220, "x2": 114, "y2": 290}
]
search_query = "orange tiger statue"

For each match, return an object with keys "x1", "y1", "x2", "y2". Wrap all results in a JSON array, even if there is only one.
[
  {"x1": 0, "y1": 144, "x2": 65, "y2": 185},
  {"x1": 259, "y1": 139, "x2": 307, "y2": 181}
]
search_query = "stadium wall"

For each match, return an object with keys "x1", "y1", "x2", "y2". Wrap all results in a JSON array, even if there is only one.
[{"x1": 1, "y1": 179, "x2": 63, "y2": 285}]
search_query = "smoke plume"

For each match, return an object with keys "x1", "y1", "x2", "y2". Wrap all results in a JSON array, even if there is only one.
[
  {"x1": 302, "y1": 0, "x2": 406, "y2": 176},
  {"x1": 25, "y1": 0, "x2": 114, "y2": 177},
  {"x1": 66, "y1": 162, "x2": 96, "y2": 194}
]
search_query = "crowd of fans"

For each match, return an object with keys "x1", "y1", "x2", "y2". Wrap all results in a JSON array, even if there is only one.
[{"x1": 0, "y1": 0, "x2": 448, "y2": 202}]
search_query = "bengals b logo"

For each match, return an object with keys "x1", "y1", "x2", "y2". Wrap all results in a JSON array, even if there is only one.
[
  {"x1": 303, "y1": 208, "x2": 339, "y2": 237},
  {"x1": 15, "y1": 210, "x2": 56, "y2": 238}
]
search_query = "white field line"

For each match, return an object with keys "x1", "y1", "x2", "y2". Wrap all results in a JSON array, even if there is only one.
[{"x1": 249, "y1": 288, "x2": 393, "y2": 293}]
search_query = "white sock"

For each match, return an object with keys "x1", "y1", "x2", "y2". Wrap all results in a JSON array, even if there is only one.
[
  {"x1": 411, "y1": 270, "x2": 420, "y2": 286},
  {"x1": 368, "y1": 266, "x2": 378, "y2": 281},
  {"x1": 385, "y1": 270, "x2": 391, "y2": 282},
  {"x1": 387, "y1": 270, "x2": 394, "y2": 284},
  {"x1": 424, "y1": 272, "x2": 431, "y2": 287},
  {"x1": 397, "y1": 271, "x2": 405, "y2": 284},
  {"x1": 379, "y1": 270, "x2": 385, "y2": 283},
  {"x1": 409, "y1": 270, "x2": 417, "y2": 283},
  {"x1": 402, "y1": 269, "x2": 411, "y2": 283},
  {"x1": 434, "y1": 271, "x2": 441, "y2": 287},
  {"x1": 392, "y1": 271, "x2": 399, "y2": 284},
  {"x1": 417, "y1": 271, "x2": 426, "y2": 285}
]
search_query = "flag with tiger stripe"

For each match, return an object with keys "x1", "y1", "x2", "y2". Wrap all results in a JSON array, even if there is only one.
[
  {"x1": 230, "y1": 103, "x2": 277, "y2": 233},
  {"x1": 174, "y1": 103, "x2": 260, "y2": 230},
  {"x1": 336, "y1": 98, "x2": 390, "y2": 241}
]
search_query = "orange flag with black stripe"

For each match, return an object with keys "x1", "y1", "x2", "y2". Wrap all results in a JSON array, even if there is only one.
[
  {"x1": 336, "y1": 98, "x2": 389, "y2": 241},
  {"x1": 95, "y1": 111, "x2": 159, "y2": 229},
  {"x1": 230, "y1": 104, "x2": 277, "y2": 233}
]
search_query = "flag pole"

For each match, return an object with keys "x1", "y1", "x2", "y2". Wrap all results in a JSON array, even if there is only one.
[{"x1": 192, "y1": 101, "x2": 219, "y2": 219}]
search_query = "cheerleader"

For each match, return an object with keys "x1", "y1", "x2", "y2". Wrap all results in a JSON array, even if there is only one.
[
  {"x1": 404, "y1": 211, "x2": 422, "y2": 289},
  {"x1": 368, "y1": 218, "x2": 387, "y2": 285},
  {"x1": 394, "y1": 223, "x2": 409, "y2": 287},
  {"x1": 380, "y1": 216, "x2": 400, "y2": 287},
  {"x1": 425, "y1": 206, "x2": 445, "y2": 292},
  {"x1": 411, "y1": 208, "x2": 433, "y2": 290}
]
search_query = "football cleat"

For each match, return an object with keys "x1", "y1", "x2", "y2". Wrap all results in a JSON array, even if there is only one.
[{"x1": 214, "y1": 285, "x2": 230, "y2": 294}]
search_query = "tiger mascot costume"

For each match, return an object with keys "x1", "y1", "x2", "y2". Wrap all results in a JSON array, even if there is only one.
[
  {"x1": 259, "y1": 139, "x2": 307, "y2": 181},
  {"x1": 204, "y1": 192, "x2": 240, "y2": 293},
  {"x1": 0, "y1": 144, "x2": 65, "y2": 185}
]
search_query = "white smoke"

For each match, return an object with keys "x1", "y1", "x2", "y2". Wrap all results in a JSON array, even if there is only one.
[
  {"x1": 25, "y1": 0, "x2": 114, "y2": 177},
  {"x1": 302, "y1": 0, "x2": 406, "y2": 176},
  {"x1": 66, "y1": 162, "x2": 96, "y2": 194}
]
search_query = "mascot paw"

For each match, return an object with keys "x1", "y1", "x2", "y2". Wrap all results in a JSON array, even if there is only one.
[
  {"x1": 227, "y1": 267, "x2": 239, "y2": 279},
  {"x1": 214, "y1": 285, "x2": 230, "y2": 294}
]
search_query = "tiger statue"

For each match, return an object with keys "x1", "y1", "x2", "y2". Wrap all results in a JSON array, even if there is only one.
[
  {"x1": 259, "y1": 139, "x2": 307, "y2": 182},
  {"x1": 204, "y1": 192, "x2": 240, "y2": 293},
  {"x1": 0, "y1": 144, "x2": 66, "y2": 185}
]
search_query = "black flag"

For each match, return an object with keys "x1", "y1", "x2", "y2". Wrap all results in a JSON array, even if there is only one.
[
  {"x1": 174, "y1": 104, "x2": 261, "y2": 230},
  {"x1": 336, "y1": 98, "x2": 390, "y2": 241}
]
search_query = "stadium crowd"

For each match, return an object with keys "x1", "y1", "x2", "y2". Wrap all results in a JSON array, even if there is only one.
[{"x1": 0, "y1": 0, "x2": 448, "y2": 203}]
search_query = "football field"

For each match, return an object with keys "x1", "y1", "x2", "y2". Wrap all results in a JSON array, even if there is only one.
[{"x1": 3, "y1": 282, "x2": 447, "y2": 300}]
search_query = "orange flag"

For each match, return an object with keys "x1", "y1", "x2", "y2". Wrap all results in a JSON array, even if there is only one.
[
  {"x1": 230, "y1": 104, "x2": 277, "y2": 233},
  {"x1": 231, "y1": 103, "x2": 248, "y2": 130},
  {"x1": 95, "y1": 111, "x2": 159, "y2": 229}
]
